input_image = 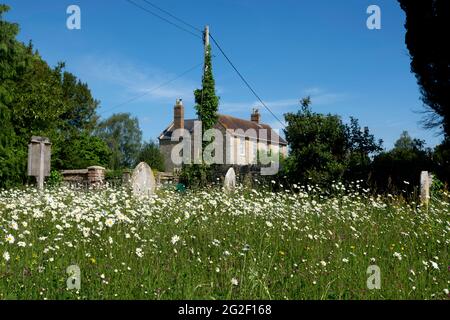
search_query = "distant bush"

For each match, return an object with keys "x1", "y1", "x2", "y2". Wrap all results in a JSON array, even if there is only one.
[
  {"x1": 371, "y1": 131, "x2": 433, "y2": 193},
  {"x1": 136, "y1": 141, "x2": 165, "y2": 172},
  {"x1": 46, "y1": 170, "x2": 63, "y2": 188},
  {"x1": 179, "y1": 164, "x2": 212, "y2": 188}
]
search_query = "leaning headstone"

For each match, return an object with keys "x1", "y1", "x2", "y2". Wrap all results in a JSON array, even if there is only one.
[
  {"x1": 420, "y1": 171, "x2": 432, "y2": 206},
  {"x1": 131, "y1": 162, "x2": 156, "y2": 197},
  {"x1": 224, "y1": 168, "x2": 236, "y2": 193}
]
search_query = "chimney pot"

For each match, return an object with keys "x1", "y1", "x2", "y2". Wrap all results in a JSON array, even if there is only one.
[{"x1": 251, "y1": 108, "x2": 261, "y2": 124}]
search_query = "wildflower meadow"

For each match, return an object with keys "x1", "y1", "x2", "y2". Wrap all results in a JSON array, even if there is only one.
[{"x1": 0, "y1": 182, "x2": 448, "y2": 300}]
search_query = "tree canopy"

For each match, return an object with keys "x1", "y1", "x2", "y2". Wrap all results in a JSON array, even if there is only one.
[
  {"x1": 136, "y1": 140, "x2": 165, "y2": 172},
  {"x1": 95, "y1": 113, "x2": 143, "y2": 170},
  {"x1": 0, "y1": 5, "x2": 109, "y2": 187},
  {"x1": 283, "y1": 98, "x2": 383, "y2": 187},
  {"x1": 398, "y1": 0, "x2": 450, "y2": 137}
]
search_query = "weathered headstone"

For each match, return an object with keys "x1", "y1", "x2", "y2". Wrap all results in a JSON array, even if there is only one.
[
  {"x1": 27, "y1": 136, "x2": 51, "y2": 190},
  {"x1": 243, "y1": 173, "x2": 253, "y2": 189},
  {"x1": 131, "y1": 162, "x2": 156, "y2": 197},
  {"x1": 224, "y1": 168, "x2": 236, "y2": 193},
  {"x1": 420, "y1": 171, "x2": 432, "y2": 206},
  {"x1": 122, "y1": 169, "x2": 132, "y2": 185}
]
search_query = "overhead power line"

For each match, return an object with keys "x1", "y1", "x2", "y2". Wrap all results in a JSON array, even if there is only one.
[
  {"x1": 100, "y1": 61, "x2": 203, "y2": 115},
  {"x1": 141, "y1": 0, "x2": 203, "y2": 33},
  {"x1": 123, "y1": 0, "x2": 286, "y2": 128},
  {"x1": 125, "y1": 0, "x2": 202, "y2": 39},
  {"x1": 209, "y1": 34, "x2": 286, "y2": 129}
]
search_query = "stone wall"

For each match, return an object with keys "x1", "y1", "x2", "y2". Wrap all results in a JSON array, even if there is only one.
[{"x1": 61, "y1": 166, "x2": 105, "y2": 187}]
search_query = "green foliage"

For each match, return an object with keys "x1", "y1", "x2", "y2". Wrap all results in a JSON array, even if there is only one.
[
  {"x1": 179, "y1": 164, "x2": 212, "y2": 188},
  {"x1": 194, "y1": 45, "x2": 219, "y2": 138},
  {"x1": 371, "y1": 131, "x2": 433, "y2": 193},
  {"x1": 105, "y1": 169, "x2": 125, "y2": 180},
  {"x1": 46, "y1": 170, "x2": 63, "y2": 188},
  {"x1": 433, "y1": 138, "x2": 450, "y2": 186},
  {"x1": 0, "y1": 105, "x2": 26, "y2": 189},
  {"x1": 54, "y1": 133, "x2": 111, "y2": 170},
  {"x1": 0, "y1": 5, "x2": 27, "y2": 188},
  {"x1": 95, "y1": 113, "x2": 143, "y2": 170},
  {"x1": 59, "y1": 70, "x2": 100, "y2": 132},
  {"x1": 283, "y1": 98, "x2": 349, "y2": 186},
  {"x1": 398, "y1": 0, "x2": 450, "y2": 137},
  {"x1": 0, "y1": 5, "x2": 106, "y2": 187},
  {"x1": 185, "y1": 44, "x2": 220, "y2": 179},
  {"x1": 344, "y1": 117, "x2": 383, "y2": 181},
  {"x1": 136, "y1": 141, "x2": 165, "y2": 172},
  {"x1": 431, "y1": 176, "x2": 445, "y2": 196},
  {"x1": 283, "y1": 98, "x2": 383, "y2": 188}
]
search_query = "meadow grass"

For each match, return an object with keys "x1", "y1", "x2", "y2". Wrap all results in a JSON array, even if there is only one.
[{"x1": 0, "y1": 182, "x2": 448, "y2": 300}]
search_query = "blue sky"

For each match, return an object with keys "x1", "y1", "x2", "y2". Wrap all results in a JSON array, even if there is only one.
[{"x1": 2, "y1": 0, "x2": 443, "y2": 149}]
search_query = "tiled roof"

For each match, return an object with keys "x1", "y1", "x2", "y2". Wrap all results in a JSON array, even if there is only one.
[{"x1": 159, "y1": 114, "x2": 287, "y2": 145}]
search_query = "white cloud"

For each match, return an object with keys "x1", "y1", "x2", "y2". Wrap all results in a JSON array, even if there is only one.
[
  {"x1": 221, "y1": 88, "x2": 347, "y2": 114},
  {"x1": 76, "y1": 55, "x2": 199, "y2": 104}
]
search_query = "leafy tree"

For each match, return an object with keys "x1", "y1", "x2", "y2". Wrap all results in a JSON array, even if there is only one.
[
  {"x1": 54, "y1": 132, "x2": 111, "y2": 170},
  {"x1": 432, "y1": 138, "x2": 450, "y2": 186},
  {"x1": 0, "y1": 4, "x2": 114, "y2": 187},
  {"x1": 398, "y1": 0, "x2": 450, "y2": 137},
  {"x1": 344, "y1": 117, "x2": 383, "y2": 181},
  {"x1": 136, "y1": 141, "x2": 165, "y2": 172},
  {"x1": 95, "y1": 113, "x2": 143, "y2": 170},
  {"x1": 0, "y1": 104, "x2": 25, "y2": 188},
  {"x1": 283, "y1": 97, "x2": 348, "y2": 186},
  {"x1": 282, "y1": 98, "x2": 383, "y2": 187},
  {"x1": 60, "y1": 69, "x2": 100, "y2": 133},
  {"x1": 372, "y1": 131, "x2": 433, "y2": 193},
  {"x1": 0, "y1": 4, "x2": 28, "y2": 187}
]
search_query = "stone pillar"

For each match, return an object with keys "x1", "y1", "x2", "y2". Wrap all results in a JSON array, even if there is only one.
[{"x1": 87, "y1": 166, "x2": 105, "y2": 186}]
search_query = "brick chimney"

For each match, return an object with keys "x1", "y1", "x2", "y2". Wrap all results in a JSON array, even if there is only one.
[
  {"x1": 251, "y1": 108, "x2": 261, "y2": 124},
  {"x1": 174, "y1": 99, "x2": 184, "y2": 130}
]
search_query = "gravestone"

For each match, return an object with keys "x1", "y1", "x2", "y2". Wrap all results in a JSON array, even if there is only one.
[
  {"x1": 243, "y1": 173, "x2": 253, "y2": 189},
  {"x1": 420, "y1": 171, "x2": 432, "y2": 206},
  {"x1": 224, "y1": 168, "x2": 236, "y2": 193},
  {"x1": 122, "y1": 169, "x2": 132, "y2": 185},
  {"x1": 131, "y1": 162, "x2": 156, "y2": 197},
  {"x1": 27, "y1": 136, "x2": 51, "y2": 190}
]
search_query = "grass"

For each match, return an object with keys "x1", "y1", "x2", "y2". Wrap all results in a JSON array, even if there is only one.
[{"x1": 0, "y1": 182, "x2": 448, "y2": 300}]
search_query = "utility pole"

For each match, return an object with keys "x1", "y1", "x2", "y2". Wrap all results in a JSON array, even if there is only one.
[
  {"x1": 203, "y1": 25, "x2": 210, "y2": 49},
  {"x1": 203, "y1": 25, "x2": 210, "y2": 73}
]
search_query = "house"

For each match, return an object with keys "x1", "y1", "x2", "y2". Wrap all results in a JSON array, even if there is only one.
[{"x1": 159, "y1": 99, "x2": 288, "y2": 173}]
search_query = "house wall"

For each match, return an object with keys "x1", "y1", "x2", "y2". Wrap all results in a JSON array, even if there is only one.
[
  {"x1": 160, "y1": 140, "x2": 180, "y2": 173},
  {"x1": 160, "y1": 130, "x2": 288, "y2": 173}
]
